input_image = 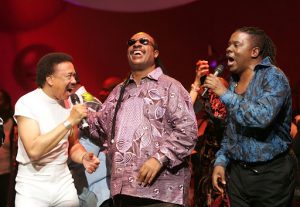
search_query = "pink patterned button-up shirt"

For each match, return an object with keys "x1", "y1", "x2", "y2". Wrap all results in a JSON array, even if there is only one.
[{"x1": 88, "y1": 67, "x2": 197, "y2": 206}]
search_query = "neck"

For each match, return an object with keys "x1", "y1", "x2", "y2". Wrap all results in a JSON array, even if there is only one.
[
  {"x1": 237, "y1": 59, "x2": 260, "y2": 83},
  {"x1": 238, "y1": 68, "x2": 254, "y2": 84},
  {"x1": 234, "y1": 68, "x2": 254, "y2": 95},
  {"x1": 42, "y1": 86, "x2": 55, "y2": 99},
  {"x1": 41, "y1": 86, "x2": 67, "y2": 107}
]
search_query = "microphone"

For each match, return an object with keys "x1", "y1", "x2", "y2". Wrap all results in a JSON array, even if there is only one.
[
  {"x1": 70, "y1": 94, "x2": 89, "y2": 129},
  {"x1": 201, "y1": 64, "x2": 224, "y2": 97},
  {"x1": 0, "y1": 118, "x2": 4, "y2": 147}
]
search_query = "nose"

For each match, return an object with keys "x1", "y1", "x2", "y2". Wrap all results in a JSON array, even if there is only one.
[
  {"x1": 71, "y1": 75, "x2": 77, "y2": 84},
  {"x1": 226, "y1": 45, "x2": 233, "y2": 55},
  {"x1": 133, "y1": 43, "x2": 142, "y2": 48}
]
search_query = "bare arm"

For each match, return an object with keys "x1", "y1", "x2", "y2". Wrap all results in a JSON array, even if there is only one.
[
  {"x1": 68, "y1": 126, "x2": 100, "y2": 173},
  {"x1": 16, "y1": 104, "x2": 87, "y2": 161}
]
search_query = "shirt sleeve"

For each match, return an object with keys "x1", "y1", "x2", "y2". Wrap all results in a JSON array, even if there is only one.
[
  {"x1": 214, "y1": 133, "x2": 230, "y2": 167},
  {"x1": 152, "y1": 82, "x2": 198, "y2": 168},
  {"x1": 86, "y1": 86, "x2": 120, "y2": 144},
  {"x1": 14, "y1": 96, "x2": 35, "y2": 122},
  {"x1": 220, "y1": 69, "x2": 290, "y2": 128}
]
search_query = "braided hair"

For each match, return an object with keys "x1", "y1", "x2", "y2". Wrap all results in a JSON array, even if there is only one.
[{"x1": 237, "y1": 27, "x2": 277, "y2": 65}]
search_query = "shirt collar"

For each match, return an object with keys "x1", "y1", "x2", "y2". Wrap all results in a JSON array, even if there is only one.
[
  {"x1": 255, "y1": 56, "x2": 273, "y2": 69},
  {"x1": 129, "y1": 67, "x2": 163, "y2": 82},
  {"x1": 147, "y1": 67, "x2": 163, "y2": 80}
]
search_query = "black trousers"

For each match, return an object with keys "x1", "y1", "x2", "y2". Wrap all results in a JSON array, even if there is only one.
[
  {"x1": 0, "y1": 173, "x2": 10, "y2": 207},
  {"x1": 113, "y1": 194, "x2": 182, "y2": 207},
  {"x1": 228, "y1": 151, "x2": 297, "y2": 207},
  {"x1": 100, "y1": 198, "x2": 114, "y2": 207}
]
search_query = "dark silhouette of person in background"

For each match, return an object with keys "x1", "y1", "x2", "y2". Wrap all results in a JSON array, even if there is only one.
[
  {"x1": 13, "y1": 44, "x2": 54, "y2": 92},
  {"x1": 189, "y1": 60, "x2": 229, "y2": 207},
  {"x1": 98, "y1": 76, "x2": 123, "y2": 103},
  {"x1": 0, "y1": 89, "x2": 17, "y2": 207}
]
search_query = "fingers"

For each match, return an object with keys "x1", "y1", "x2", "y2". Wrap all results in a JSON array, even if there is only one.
[
  {"x1": 137, "y1": 158, "x2": 161, "y2": 186},
  {"x1": 212, "y1": 173, "x2": 225, "y2": 193},
  {"x1": 83, "y1": 152, "x2": 100, "y2": 174},
  {"x1": 295, "y1": 115, "x2": 300, "y2": 123},
  {"x1": 197, "y1": 66, "x2": 209, "y2": 73},
  {"x1": 137, "y1": 166, "x2": 149, "y2": 186},
  {"x1": 85, "y1": 163, "x2": 98, "y2": 174},
  {"x1": 196, "y1": 60, "x2": 209, "y2": 75},
  {"x1": 196, "y1": 60, "x2": 209, "y2": 66},
  {"x1": 70, "y1": 104, "x2": 88, "y2": 125},
  {"x1": 77, "y1": 104, "x2": 88, "y2": 118},
  {"x1": 212, "y1": 166, "x2": 226, "y2": 194},
  {"x1": 147, "y1": 172, "x2": 156, "y2": 184},
  {"x1": 138, "y1": 170, "x2": 150, "y2": 186},
  {"x1": 203, "y1": 74, "x2": 217, "y2": 88},
  {"x1": 88, "y1": 152, "x2": 94, "y2": 159},
  {"x1": 137, "y1": 168, "x2": 156, "y2": 187}
]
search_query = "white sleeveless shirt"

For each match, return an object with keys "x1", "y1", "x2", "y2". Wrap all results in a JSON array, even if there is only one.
[{"x1": 14, "y1": 88, "x2": 70, "y2": 165}]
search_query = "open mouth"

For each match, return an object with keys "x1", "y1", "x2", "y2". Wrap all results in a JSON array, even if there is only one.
[
  {"x1": 131, "y1": 49, "x2": 144, "y2": 58},
  {"x1": 133, "y1": 50, "x2": 142, "y2": 56},
  {"x1": 227, "y1": 56, "x2": 235, "y2": 66},
  {"x1": 66, "y1": 86, "x2": 74, "y2": 94}
]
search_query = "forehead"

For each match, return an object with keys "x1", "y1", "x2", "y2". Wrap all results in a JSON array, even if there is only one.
[
  {"x1": 230, "y1": 31, "x2": 252, "y2": 42},
  {"x1": 131, "y1": 32, "x2": 154, "y2": 42},
  {"x1": 53, "y1": 61, "x2": 75, "y2": 74}
]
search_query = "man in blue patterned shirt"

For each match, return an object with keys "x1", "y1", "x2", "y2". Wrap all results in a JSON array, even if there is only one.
[{"x1": 203, "y1": 27, "x2": 297, "y2": 206}]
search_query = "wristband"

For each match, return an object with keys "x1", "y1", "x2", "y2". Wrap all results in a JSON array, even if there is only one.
[{"x1": 63, "y1": 120, "x2": 72, "y2": 130}]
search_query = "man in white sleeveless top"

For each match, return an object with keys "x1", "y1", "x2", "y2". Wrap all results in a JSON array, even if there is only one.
[{"x1": 14, "y1": 52, "x2": 100, "y2": 207}]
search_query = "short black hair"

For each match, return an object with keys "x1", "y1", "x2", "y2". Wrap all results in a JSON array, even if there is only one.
[
  {"x1": 237, "y1": 27, "x2": 277, "y2": 65},
  {"x1": 36, "y1": 52, "x2": 73, "y2": 87}
]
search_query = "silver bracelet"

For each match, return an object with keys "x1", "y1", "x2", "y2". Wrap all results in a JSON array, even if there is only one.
[{"x1": 63, "y1": 120, "x2": 72, "y2": 130}]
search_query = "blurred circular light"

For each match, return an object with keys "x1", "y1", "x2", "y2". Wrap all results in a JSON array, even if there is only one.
[{"x1": 64, "y1": 0, "x2": 197, "y2": 12}]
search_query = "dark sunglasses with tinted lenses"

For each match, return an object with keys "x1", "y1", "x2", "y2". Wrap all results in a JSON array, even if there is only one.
[{"x1": 127, "y1": 38, "x2": 152, "y2": 46}]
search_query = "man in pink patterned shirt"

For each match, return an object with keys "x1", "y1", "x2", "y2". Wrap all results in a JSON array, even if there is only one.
[{"x1": 88, "y1": 32, "x2": 197, "y2": 207}]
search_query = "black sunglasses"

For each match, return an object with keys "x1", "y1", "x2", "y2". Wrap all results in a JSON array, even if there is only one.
[{"x1": 127, "y1": 38, "x2": 152, "y2": 47}]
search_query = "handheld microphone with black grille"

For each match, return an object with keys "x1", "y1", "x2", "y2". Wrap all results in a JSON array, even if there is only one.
[
  {"x1": 201, "y1": 65, "x2": 224, "y2": 97},
  {"x1": 70, "y1": 94, "x2": 89, "y2": 129}
]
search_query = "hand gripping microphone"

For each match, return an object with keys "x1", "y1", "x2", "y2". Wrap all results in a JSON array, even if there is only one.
[
  {"x1": 70, "y1": 93, "x2": 89, "y2": 129},
  {"x1": 201, "y1": 64, "x2": 224, "y2": 97}
]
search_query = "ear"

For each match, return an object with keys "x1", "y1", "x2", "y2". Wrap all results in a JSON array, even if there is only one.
[
  {"x1": 46, "y1": 75, "x2": 54, "y2": 86},
  {"x1": 154, "y1": 50, "x2": 159, "y2": 58},
  {"x1": 251, "y1": 47, "x2": 260, "y2": 58}
]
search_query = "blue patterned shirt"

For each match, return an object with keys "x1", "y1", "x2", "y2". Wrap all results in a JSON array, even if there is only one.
[{"x1": 215, "y1": 57, "x2": 292, "y2": 167}]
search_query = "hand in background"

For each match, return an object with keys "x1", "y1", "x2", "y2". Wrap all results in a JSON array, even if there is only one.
[
  {"x1": 195, "y1": 60, "x2": 210, "y2": 85},
  {"x1": 82, "y1": 152, "x2": 100, "y2": 174},
  {"x1": 295, "y1": 115, "x2": 300, "y2": 124}
]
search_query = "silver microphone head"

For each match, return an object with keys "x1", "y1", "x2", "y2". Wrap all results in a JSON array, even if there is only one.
[{"x1": 214, "y1": 65, "x2": 224, "y2": 76}]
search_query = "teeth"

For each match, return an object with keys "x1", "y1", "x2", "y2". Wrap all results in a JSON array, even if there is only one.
[{"x1": 133, "y1": 50, "x2": 142, "y2": 55}]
